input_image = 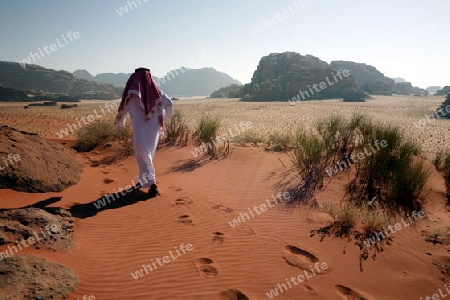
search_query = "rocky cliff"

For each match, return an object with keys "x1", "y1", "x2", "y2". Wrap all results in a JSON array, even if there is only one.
[{"x1": 242, "y1": 52, "x2": 365, "y2": 102}]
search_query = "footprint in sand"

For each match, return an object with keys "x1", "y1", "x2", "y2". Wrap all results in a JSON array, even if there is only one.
[
  {"x1": 285, "y1": 245, "x2": 319, "y2": 263},
  {"x1": 177, "y1": 215, "x2": 193, "y2": 226},
  {"x1": 174, "y1": 197, "x2": 193, "y2": 207},
  {"x1": 212, "y1": 232, "x2": 225, "y2": 244},
  {"x1": 219, "y1": 289, "x2": 249, "y2": 300},
  {"x1": 169, "y1": 185, "x2": 183, "y2": 191},
  {"x1": 195, "y1": 257, "x2": 218, "y2": 278},
  {"x1": 239, "y1": 226, "x2": 255, "y2": 236},
  {"x1": 282, "y1": 245, "x2": 331, "y2": 275},
  {"x1": 103, "y1": 178, "x2": 114, "y2": 184},
  {"x1": 304, "y1": 284, "x2": 316, "y2": 294},
  {"x1": 212, "y1": 204, "x2": 233, "y2": 213},
  {"x1": 335, "y1": 285, "x2": 370, "y2": 300}
]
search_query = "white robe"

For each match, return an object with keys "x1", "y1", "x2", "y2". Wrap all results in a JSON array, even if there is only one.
[{"x1": 114, "y1": 91, "x2": 173, "y2": 187}]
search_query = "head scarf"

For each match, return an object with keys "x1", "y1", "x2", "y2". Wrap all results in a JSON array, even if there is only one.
[{"x1": 116, "y1": 68, "x2": 164, "y2": 128}]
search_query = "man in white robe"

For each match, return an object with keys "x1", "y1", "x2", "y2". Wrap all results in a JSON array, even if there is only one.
[{"x1": 114, "y1": 68, "x2": 173, "y2": 197}]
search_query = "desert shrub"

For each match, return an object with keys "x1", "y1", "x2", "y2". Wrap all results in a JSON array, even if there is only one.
[
  {"x1": 285, "y1": 115, "x2": 363, "y2": 206},
  {"x1": 435, "y1": 150, "x2": 450, "y2": 205},
  {"x1": 194, "y1": 115, "x2": 222, "y2": 157},
  {"x1": 347, "y1": 121, "x2": 429, "y2": 213},
  {"x1": 444, "y1": 154, "x2": 450, "y2": 204},
  {"x1": 233, "y1": 130, "x2": 265, "y2": 147},
  {"x1": 73, "y1": 121, "x2": 130, "y2": 152},
  {"x1": 165, "y1": 110, "x2": 190, "y2": 146},
  {"x1": 266, "y1": 131, "x2": 293, "y2": 152},
  {"x1": 360, "y1": 197, "x2": 392, "y2": 234},
  {"x1": 285, "y1": 114, "x2": 429, "y2": 214},
  {"x1": 321, "y1": 201, "x2": 359, "y2": 235},
  {"x1": 286, "y1": 130, "x2": 327, "y2": 205}
]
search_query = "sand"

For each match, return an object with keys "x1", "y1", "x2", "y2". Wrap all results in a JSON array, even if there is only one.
[{"x1": 0, "y1": 95, "x2": 449, "y2": 299}]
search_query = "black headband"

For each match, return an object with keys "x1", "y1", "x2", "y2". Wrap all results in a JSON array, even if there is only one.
[{"x1": 135, "y1": 68, "x2": 150, "y2": 72}]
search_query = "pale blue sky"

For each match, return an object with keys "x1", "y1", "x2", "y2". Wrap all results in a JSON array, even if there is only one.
[{"x1": 0, "y1": 0, "x2": 448, "y2": 88}]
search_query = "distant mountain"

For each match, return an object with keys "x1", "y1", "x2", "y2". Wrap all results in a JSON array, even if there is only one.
[
  {"x1": 242, "y1": 52, "x2": 365, "y2": 102},
  {"x1": 74, "y1": 68, "x2": 240, "y2": 97},
  {"x1": 0, "y1": 62, "x2": 119, "y2": 100},
  {"x1": 73, "y1": 69, "x2": 95, "y2": 81},
  {"x1": 155, "y1": 67, "x2": 242, "y2": 97},
  {"x1": 393, "y1": 77, "x2": 407, "y2": 83}
]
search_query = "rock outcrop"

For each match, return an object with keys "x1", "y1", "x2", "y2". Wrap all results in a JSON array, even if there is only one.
[
  {"x1": 436, "y1": 94, "x2": 450, "y2": 119},
  {"x1": 210, "y1": 84, "x2": 245, "y2": 98},
  {"x1": 0, "y1": 61, "x2": 119, "y2": 100},
  {"x1": 0, "y1": 85, "x2": 30, "y2": 101},
  {"x1": 242, "y1": 52, "x2": 365, "y2": 102},
  {"x1": 0, "y1": 254, "x2": 80, "y2": 300},
  {"x1": 0, "y1": 126, "x2": 83, "y2": 192},
  {"x1": 0, "y1": 207, "x2": 78, "y2": 299},
  {"x1": 330, "y1": 61, "x2": 395, "y2": 95},
  {"x1": 394, "y1": 82, "x2": 428, "y2": 95},
  {"x1": 436, "y1": 86, "x2": 450, "y2": 96}
]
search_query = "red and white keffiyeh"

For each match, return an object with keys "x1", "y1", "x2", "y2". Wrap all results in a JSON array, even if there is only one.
[{"x1": 115, "y1": 68, "x2": 164, "y2": 128}]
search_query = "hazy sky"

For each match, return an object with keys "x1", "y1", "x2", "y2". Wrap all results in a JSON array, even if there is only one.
[{"x1": 0, "y1": 0, "x2": 448, "y2": 88}]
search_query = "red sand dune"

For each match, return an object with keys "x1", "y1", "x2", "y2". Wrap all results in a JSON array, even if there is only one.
[{"x1": 0, "y1": 145, "x2": 448, "y2": 300}]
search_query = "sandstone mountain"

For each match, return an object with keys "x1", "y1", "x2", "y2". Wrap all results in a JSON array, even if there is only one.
[
  {"x1": 330, "y1": 61, "x2": 428, "y2": 95},
  {"x1": 0, "y1": 61, "x2": 119, "y2": 100},
  {"x1": 0, "y1": 85, "x2": 30, "y2": 101},
  {"x1": 242, "y1": 52, "x2": 365, "y2": 102},
  {"x1": 155, "y1": 67, "x2": 242, "y2": 97},
  {"x1": 329, "y1": 61, "x2": 395, "y2": 95},
  {"x1": 393, "y1": 82, "x2": 428, "y2": 95},
  {"x1": 436, "y1": 86, "x2": 450, "y2": 96},
  {"x1": 74, "y1": 70, "x2": 137, "y2": 87}
]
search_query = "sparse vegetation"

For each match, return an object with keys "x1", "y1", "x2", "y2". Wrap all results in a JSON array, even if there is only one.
[
  {"x1": 164, "y1": 110, "x2": 190, "y2": 146},
  {"x1": 193, "y1": 115, "x2": 223, "y2": 158},
  {"x1": 73, "y1": 120, "x2": 131, "y2": 153},
  {"x1": 285, "y1": 114, "x2": 429, "y2": 215},
  {"x1": 266, "y1": 131, "x2": 292, "y2": 152},
  {"x1": 348, "y1": 120, "x2": 429, "y2": 213},
  {"x1": 233, "y1": 130, "x2": 265, "y2": 147},
  {"x1": 434, "y1": 150, "x2": 450, "y2": 206}
]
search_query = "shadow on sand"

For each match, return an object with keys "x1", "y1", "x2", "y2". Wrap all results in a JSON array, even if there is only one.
[
  {"x1": 3, "y1": 190, "x2": 156, "y2": 220},
  {"x1": 69, "y1": 189, "x2": 154, "y2": 219}
]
